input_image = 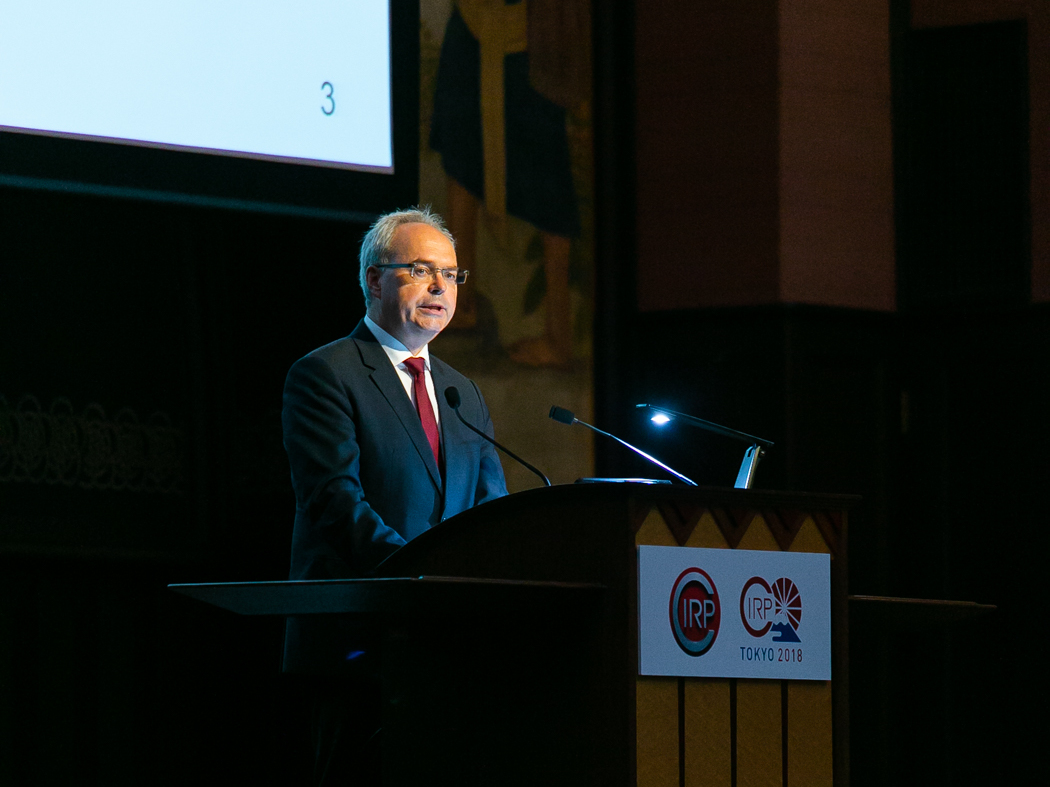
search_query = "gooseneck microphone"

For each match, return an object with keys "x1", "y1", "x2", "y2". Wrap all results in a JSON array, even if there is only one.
[
  {"x1": 445, "y1": 387, "x2": 552, "y2": 487},
  {"x1": 548, "y1": 406, "x2": 698, "y2": 486}
]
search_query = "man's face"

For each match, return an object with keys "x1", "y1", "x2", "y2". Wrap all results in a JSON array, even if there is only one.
[{"x1": 366, "y1": 223, "x2": 458, "y2": 352}]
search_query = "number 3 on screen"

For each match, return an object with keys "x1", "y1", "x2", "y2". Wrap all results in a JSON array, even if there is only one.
[{"x1": 321, "y1": 82, "x2": 335, "y2": 116}]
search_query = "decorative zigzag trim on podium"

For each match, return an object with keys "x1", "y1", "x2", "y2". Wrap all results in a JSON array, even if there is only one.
[
  {"x1": 634, "y1": 501, "x2": 843, "y2": 555},
  {"x1": 655, "y1": 499, "x2": 710, "y2": 545}
]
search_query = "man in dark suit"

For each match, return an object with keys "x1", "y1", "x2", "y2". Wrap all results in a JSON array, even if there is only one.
[{"x1": 281, "y1": 207, "x2": 508, "y2": 784}]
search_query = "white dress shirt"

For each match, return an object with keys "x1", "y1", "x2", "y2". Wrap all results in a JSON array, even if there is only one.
[{"x1": 363, "y1": 314, "x2": 441, "y2": 426}]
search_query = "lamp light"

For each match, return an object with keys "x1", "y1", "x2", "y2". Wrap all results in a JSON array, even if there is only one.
[{"x1": 635, "y1": 404, "x2": 774, "y2": 489}]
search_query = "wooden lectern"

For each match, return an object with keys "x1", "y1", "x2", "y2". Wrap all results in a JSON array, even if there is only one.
[{"x1": 173, "y1": 483, "x2": 850, "y2": 787}]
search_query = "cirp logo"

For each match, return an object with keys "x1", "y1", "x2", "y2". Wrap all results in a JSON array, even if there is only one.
[
  {"x1": 739, "y1": 576, "x2": 802, "y2": 642},
  {"x1": 669, "y1": 567, "x2": 721, "y2": 656}
]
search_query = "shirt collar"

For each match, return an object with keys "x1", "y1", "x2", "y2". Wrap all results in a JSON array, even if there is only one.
[{"x1": 364, "y1": 314, "x2": 431, "y2": 370}]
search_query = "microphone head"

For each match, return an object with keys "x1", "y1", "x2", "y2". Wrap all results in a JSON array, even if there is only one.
[
  {"x1": 548, "y1": 405, "x2": 576, "y2": 425},
  {"x1": 444, "y1": 386, "x2": 462, "y2": 410}
]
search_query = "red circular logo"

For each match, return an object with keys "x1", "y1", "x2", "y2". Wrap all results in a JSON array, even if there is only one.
[{"x1": 668, "y1": 567, "x2": 721, "y2": 656}]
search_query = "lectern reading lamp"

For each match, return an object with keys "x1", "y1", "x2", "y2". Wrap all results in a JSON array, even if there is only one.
[{"x1": 636, "y1": 404, "x2": 774, "y2": 489}]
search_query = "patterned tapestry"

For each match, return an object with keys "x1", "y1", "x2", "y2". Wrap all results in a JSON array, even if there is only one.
[{"x1": 419, "y1": 0, "x2": 595, "y2": 490}]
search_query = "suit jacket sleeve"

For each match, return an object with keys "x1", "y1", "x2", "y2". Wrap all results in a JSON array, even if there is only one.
[{"x1": 282, "y1": 352, "x2": 407, "y2": 577}]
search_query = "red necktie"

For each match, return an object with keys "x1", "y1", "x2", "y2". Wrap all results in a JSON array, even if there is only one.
[{"x1": 403, "y1": 357, "x2": 441, "y2": 468}]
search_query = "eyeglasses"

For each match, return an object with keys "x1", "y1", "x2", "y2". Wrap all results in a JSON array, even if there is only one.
[{"x1": 374, "y1": 263, "x2": 469, "y2": 285}]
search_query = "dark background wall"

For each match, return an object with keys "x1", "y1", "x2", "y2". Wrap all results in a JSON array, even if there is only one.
[
  {"x1": 0, "y1": 189, "x2": 369, "y2": 784},
  {"x1": 3, "y1": 1, "x2": 1049, "y2": 785},
  {"x1": 601, "y1": 1, "x2": 1048, "y2": 785}
]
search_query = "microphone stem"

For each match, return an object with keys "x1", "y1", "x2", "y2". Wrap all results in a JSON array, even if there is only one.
[
  {"x1": 575, "y1": 420, "x2": 698, "y2": 486},
  {"x1": 455, "y1": 411, "x2": 552, "y2": 487}
]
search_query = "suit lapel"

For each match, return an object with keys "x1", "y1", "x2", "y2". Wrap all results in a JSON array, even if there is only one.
[{"x1": 351, "y1": 323, "x2": 444, "y2": 491}]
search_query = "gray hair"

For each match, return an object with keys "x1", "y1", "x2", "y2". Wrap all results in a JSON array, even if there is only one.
[{"x1": 358, "y1": 206, "x2": 456, "y2": 307}]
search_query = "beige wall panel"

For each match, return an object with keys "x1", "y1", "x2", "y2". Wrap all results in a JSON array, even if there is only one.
[
  {"x1": 735, "y1": 516, "x2": 779, "y2": 552},
  {"x1": 735, "y1": 679, "x2": 782, "y2": 787},
  {"x1": 788, "y1": 517, "x2": 831, "y2": 554},
  {"x1": 778, "y1": 204, "x2": 896, "y2": 310},
  {"x1": 684, "y1": 679, "x2": 732, "y2": 787},
  {"x1": 778, "y1": 0, "x2": 895, "y2": 311},
  {"x1": 684, "y1": 511, "x2": 730, "y2": 549},
  {"x1": 637, "y1": 677, "x2": 680, "y2": 787},
  {"x1": 636, "y1": 510, "x2": 678, "y2": 546},
  {"x1": 787, "y1": 681, "x2": 834, "y2": 787}
]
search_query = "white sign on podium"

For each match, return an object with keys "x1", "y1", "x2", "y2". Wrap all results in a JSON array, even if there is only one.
[{"x1": 638, "y1": 546, "x2": 831, "y2": 681}]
